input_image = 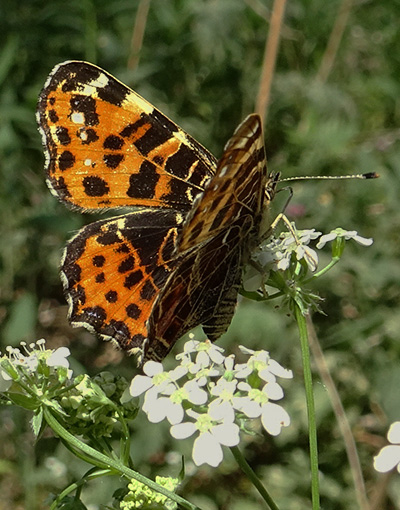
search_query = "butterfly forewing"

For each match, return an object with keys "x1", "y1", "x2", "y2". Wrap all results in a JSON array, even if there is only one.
[
  {"x1": 37, "y1": 61, "x2": 216, "y2": 213},
  {"x1": 177, "y1": 114, "x2": 267, "y2": 253},
  {"x1": 144, "y1": 115, "x2": 269, "y2": 362}
]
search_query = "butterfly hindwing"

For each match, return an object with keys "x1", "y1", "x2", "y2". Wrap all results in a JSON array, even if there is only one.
[{"x1": 61, "y1": 208, "x2": 183, "y2": 356}]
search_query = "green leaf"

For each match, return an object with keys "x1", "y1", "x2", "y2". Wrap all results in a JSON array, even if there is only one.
[{"x1": 32, "y1": 407, "x2": 44, "y2": 436}]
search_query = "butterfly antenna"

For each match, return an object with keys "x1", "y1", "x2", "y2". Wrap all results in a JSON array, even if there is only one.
[{"x1": 279, "y1": 172, "x2": 379, "y2": 183}]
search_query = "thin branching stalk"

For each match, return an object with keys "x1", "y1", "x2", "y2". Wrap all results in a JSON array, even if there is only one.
[
  {"x1": 306, "y1": 315, "x2": 370, "y2": 510},
  {"x1": 128, "y1": 0, "x2": 151, "y2": 71},
  {"x1": 255, "y1": 0, "x2": 287, "y2": 123},
  {"x1": 316, "y1": 0, "x2": 353, "y2": 83}
]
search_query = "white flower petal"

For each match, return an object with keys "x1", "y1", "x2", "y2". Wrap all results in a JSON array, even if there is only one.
[
  {"x1": 374, "y1": 445, "x2": 400, "y2": 473},
  {"x1": 196, "y1": 351, "x2": 210, "y2": 367},
  {"x1": 166, "y1": 402, "x2": 184, "y2": 425},
  {"x1": 261, "y1": 402, "x2": 291, "y2": 436},
  {"x1": 170, "y1": 422, "x2": 196, "y2": 440},
  {"x1": 263, "y1": 382, "x2": 284, "y2": 400},
  {"x1": 234, "y1": 397, "x2": 261, "y2": 418},
  {"x1": 388, "y1": 422, "x2": 400, "y2": 443},
  {"x1": 144, "y1": 396, "x2": 171, "y2": 423},
  {"x1": 351, "y1": 234, "x2": 373, "y2": 246},
  {"x1": 258, "y1": 369, "x2": 276, "y2": 384},
  {"x1": 143, "y1": 361, "x2": 163, "y2": 376},
  {"x1": 209, "y1": 401, "x2": 234, "y2": 422},
  {"x1": 47, "y1": 347, "x2": 71, "y2": 368},
  {"x1": 184, "y1": 380, "x2": 208, "y2": 405},
  {"x1": 237, "y1": 381, "x2": 251, "y2": 392},
  {"x1": 207, "y1": 347, "x2": 225, "y2": 365},
  {"x1": 266, "y1": 360, "x2": 293, "y2": 379},
  {"x1": 212, "y1": 423, "x2": 240, "y2": 447},
  {"x1": 169, "y1": 365, "x2": 188, "y2": 381},
  {"x1": 277, "y1": 256, "x2": 291, "y2": 271},
  {"x1": 238, "y1": 346, "x2": 255, "y2": 355},
  {"x1": 129, "y1": 375, "x2": 153, "y2": 397},
  {"x1": 303, "y1": 247, "x2": 319, "y2": 272},
  {"x1": 193, "y1": 433, "x2": 223, "y2": 467},
  {"x1": 316, "y1": 232, "x2": 337, "y2": 249}
]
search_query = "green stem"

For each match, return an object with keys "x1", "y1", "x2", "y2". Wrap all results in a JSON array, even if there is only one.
[
  {"x1": 50, "y1": 468, "x2": 112, "y2": 510},
  {"x1": 230, "y1": 446, "x2": 280, "y2": 510},
  {"x1": 307, "y1": 257, "x2": 340, "y2": 281},
  {"x1": 43, "y1": 407, "x2": 200, "y2": 510},
  {"x1": 293, "y1": 304, "x2": 320, "y2": 510}
]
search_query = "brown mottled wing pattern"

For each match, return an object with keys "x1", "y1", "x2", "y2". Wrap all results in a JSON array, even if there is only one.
[
  {"x1": 144, "y1": 115, "x2": 271, "y2": 362},
  {"x1": 36, "y1": 61, "x2": 216, "y2": 212}
]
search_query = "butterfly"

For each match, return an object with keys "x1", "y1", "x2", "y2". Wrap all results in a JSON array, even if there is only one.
[{"x1": 36, "y1": 61, "x2": 277, "y2": 364}]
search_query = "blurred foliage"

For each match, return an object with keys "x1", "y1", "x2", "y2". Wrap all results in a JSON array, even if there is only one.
[{"x1": 0, "y1": 0, "x2": 399, "y2": 508}]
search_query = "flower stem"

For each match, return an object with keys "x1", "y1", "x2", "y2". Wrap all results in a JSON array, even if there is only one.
[
  {"x1": 308, "y1": 256, "x2": 340, "y2": 281},
  {"x1": 43, "y1": 407, "x2": 199, "y2": 510},
  {"x1": 230, "y1": 445, "x2": 280, "y2": 510},
  {"x1": 294, "y1": 304, "x2": 320, "y2": 510}
]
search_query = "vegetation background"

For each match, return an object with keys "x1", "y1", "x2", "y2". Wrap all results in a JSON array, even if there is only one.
[{"x1": 0, "y1": 0, "x2": 398, "y2": 508}]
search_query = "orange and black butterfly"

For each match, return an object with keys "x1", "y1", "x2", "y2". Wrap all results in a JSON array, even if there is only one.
[{"x1": 37, "y1": 61, "x2": 278, "y2": 363}]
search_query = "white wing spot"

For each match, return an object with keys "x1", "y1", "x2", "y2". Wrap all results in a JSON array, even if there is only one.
[
  {"x1": 79, "y1": 130, "x2": 88, "y2": 141},
  {"x1": 84, "y1": 159, "x2": 92, "y2": 167},
  {"x1": 71, "y1": 112, "x2": 84, "y2": 124}
]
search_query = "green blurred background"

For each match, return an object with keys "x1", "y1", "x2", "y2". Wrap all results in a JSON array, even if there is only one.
[{"x1": 0, "y1": 0, "x2": 398, "y2": 508}]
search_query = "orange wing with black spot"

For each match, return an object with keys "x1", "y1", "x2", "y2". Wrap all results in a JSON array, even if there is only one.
[
  {"x1": 61, "y1": 209, "x2": 182, "y2": 358},
  {"x1": 37, "y1": 61, "x2": 216, "y2": 212}
]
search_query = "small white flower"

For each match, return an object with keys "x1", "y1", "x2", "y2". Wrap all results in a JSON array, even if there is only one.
[
  {"x1": 47, "y1": 347, "x2": 71, "y2": 369},
  {"x1": 141, "y1": 375, "x2": 207, "y2": 425},
  {"x1": 259, "y1": 228, "x2": 322, "y2": 273},
  {"x1": 317, "y1": 228, "x2": 373, "y2": 249},
  {"x1": 143, "y1": 392, "x2": 184, "y2": 424},
  {"x1": 177, "y1": 338, "x2": 225, "y2": 366},
  {"x1": 295, "y1": 245, "x2": 319, "y2": 272},
  {"x1": 209, "y1": 379, "x2": 247, "y2": 414},
  {"x1": 129, "y1": 361, "x2": 187, "y2": 398},
  {"x1": 210, "y1": 379, "x2": 237, "y2": 402},
  {"x1": 297, "y1": 229, "x2": 322, "y2": 244},
  {"x1": 182, "y1": 379, "x2": 208, "y2": 405},
  {"x1": 234, "y1": 385, "x2": 290, "y2": 435},
  {"x1": 374, "y1": 422, "x2": 400, "y2": 473},
  {"x1": 171, "y1": 404, "x2": 239, "y2": 467}
]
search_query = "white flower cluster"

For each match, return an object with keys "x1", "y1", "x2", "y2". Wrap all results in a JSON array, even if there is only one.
[
  {"x1": 244, "y1": 227, "x2": 373, "y2": 293},
  {"x1": 262, "y1": 227, "x2": 372, "y2": 273},
  {"x1": 374, "y1": 422, "x2": 400, "y2": 473},
  {"x1": 130, "y1": 339, "x2": 293, "y2": 467},
  {"x1": 0, "y1": 339, "x2": 72, "y2": 391}
]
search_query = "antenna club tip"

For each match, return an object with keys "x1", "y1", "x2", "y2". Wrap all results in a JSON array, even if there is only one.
[{"x1": 362, "y1": 172, "x2": 380, "y2": 179}]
